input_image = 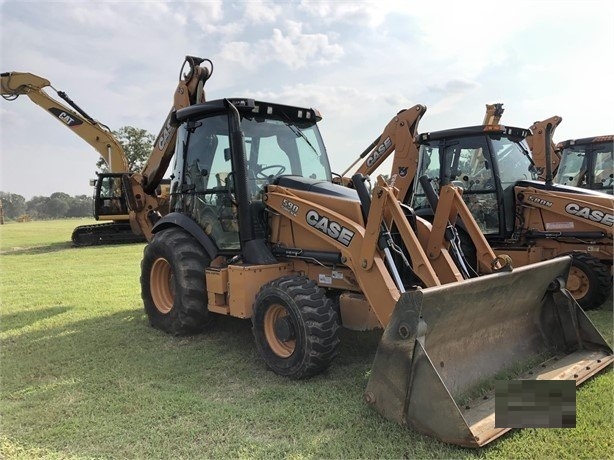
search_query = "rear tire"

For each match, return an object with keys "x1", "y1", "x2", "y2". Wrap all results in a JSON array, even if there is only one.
[
  {"x1": 252, "y1": 275, "x2": 340, "y2": 379},
  {"x1": 141, "y1": 227, "x2": 211, "y2": 335},
  {"x1": 563, "y1": 252, "x2": 612, "y2": 310}
]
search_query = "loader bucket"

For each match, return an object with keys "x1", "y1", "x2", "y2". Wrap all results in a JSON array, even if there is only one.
[{"x1": 365, "y1": 256, "x2": 613, "y2": 448}]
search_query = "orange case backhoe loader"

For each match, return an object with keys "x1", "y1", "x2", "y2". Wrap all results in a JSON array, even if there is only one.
[
  {"x1": 122, "y1": 57, "x2": 612, "y2": 448},
  {"x1": 411, "y1": 123, "x2": 613, "y2": 309},
  {"x1": 344, "y1": 103, "x2": 612, "y2": 309}
]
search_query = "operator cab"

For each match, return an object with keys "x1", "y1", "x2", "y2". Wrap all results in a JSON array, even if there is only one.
[
  {"x1": 411, "y1": 125, "x2": 535, "y2": 240},
  {"x1": 555, "y1": 136, "x2": 614, "y2": 194},
  {"x1": 94, "y1": 173, "x2": 129, "y2": 219},
  {"x1": 168, "y1": 98, "x2": 332, "y2": 253}
]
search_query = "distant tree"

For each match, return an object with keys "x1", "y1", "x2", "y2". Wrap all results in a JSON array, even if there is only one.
[
  {"x1": 47, "y1": 197, "x2": 70, "y2": 218},
  {"x1": 0, "y1": 192, "x2": 26, "y2": 219},
  {"x1": 6, "y1": 193, "x2": 91, "y2": 219},
  {"x1": 26, "y1": 196, "x2": 50, "y2": 219},
  {"x1": 50, "y1": 192, "x2": 71, "y2": 201},
  {"x1": 66, "y1": 195, "x2": 93, "y2": 217},
  {"x1": 96, "y1": 126, "x2": 154, "y2": 173}
]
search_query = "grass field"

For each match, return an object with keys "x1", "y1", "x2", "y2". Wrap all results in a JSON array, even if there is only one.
[{"x1": 1, "y1": 219, "x2": 612, "y2": 459}]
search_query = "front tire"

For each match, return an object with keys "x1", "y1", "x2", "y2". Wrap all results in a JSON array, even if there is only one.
[
  {"x1": 564, "y1": 252, "x2": 612, "y2": 310},
  {"x1": 141, "y1": 227, "x2": 211, "y2": 335},
  {"x1": 252, "y1": 275, "x2": 340, "y2": 379}
]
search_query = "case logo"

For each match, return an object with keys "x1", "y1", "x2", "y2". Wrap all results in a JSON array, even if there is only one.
[
  {"x1": 366, "y1": 136, "x2": 392, "y2": 168},
  {"x1": 306, "y1": 210, "x2": 354, "y2": 246},
  {"x1": 565, "y1": 203, "x2": 614, "y2": 226}
]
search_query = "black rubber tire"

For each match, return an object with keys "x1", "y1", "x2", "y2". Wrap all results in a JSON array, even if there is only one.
[
  {"x1": 252, "y1": 275, "x2": 340, "y2": 379},
  {"x1": 141, "y1": 227, "x2": 211, "y2": 335},
  {"x1": 563, "y1": 252, "x2": 612, "y2": 310}
]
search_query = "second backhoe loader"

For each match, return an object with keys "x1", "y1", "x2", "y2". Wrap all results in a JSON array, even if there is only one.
[
  {"x1": 344, "y1": 103, "x2": 613, "y2": 309},
  {"x1": 120, "y1": 56, "x2": 613, "y2": 448},
  {"x1": 494, "y1": 104, "x2": 613, "y2": 194},
  {"x1": 411, "y1": 122, "x2": 613, "y2": 309}
]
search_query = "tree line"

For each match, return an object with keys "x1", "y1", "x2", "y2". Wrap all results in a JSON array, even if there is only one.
[
  {"x1": 1, "y1": 126, "x2": 155, "y2": 223},
  {"x1": 0, "y1": 191, "x2": 93, "y2": 221}
]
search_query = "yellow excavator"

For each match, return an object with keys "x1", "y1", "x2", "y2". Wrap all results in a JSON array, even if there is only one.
[
  {"x1": 0, "y1": 71, "x2": 162, "y2": 245},
  {"x1": 119, "y1": 56, "x2": 611, "y2": 448}
]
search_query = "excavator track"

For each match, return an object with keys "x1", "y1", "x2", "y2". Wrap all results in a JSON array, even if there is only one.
[{"x1": 71, "y1": 222, "x2": 145, "y2": 247}]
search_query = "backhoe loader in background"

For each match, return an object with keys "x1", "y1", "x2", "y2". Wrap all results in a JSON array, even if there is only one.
[
  {"x1": 489, "y1": 104, "x2": 613, "y2": 194},
  {"x1": 120, "y1": 56, "x2": 612, "y2": 448},
  {"x1": 555, "y1": 135, "x2": 614, "y2": 194},
  {"x1": 410, "y1": 118, "x2": 613, "y2": 309},
  {"x1": 341, "y1": 104, "x2": 613, "y2": 308},
  {"x1": 0, "y1": 71, "x2": 169, "y2": 245}
]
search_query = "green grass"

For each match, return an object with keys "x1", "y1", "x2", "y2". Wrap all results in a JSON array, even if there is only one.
[{"x1": 1, "y1": 220, "x2": 612, "y2": 459}]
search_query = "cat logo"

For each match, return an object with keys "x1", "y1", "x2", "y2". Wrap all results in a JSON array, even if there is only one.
[{"x1": 49, "y1": 108, "x2": 83, "y2": 127}]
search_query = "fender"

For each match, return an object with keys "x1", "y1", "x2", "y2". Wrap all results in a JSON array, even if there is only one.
[{"x1": 152, "y1": 212, "x2": 219, "y2": 260}]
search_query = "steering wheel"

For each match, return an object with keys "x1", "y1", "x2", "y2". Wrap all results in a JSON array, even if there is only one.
[{"x1": 256, "y1": 164, "x2": 286, "y2": 179}]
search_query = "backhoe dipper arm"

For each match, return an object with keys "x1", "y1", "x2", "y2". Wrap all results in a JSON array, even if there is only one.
[
  {"x1": 1, "y1": 71, "x2": 128, "y2": 172},
  {"x1": 342, "y1": 105, "x2": 426, "y2": 203},
  {"x1": 137, "y1": 56, "x2": 212, "y2": 194},
  {"x1": 526, "y1": 115, "x2": 563, "y2": 180},
  {"x1": 123, "y1": 57, "x2": 212, "y2": 240},
  {"x1": 481, "y1": 103, "x2": 562, "y2": 181}
]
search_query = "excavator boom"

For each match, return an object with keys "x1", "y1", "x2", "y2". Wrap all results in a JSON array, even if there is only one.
[
  {"x1": 1, "y1": 71, "x2": 151, "y2": 246},
  {"x1": 482, "y1": 102, "x2": 505, "y2": 125},
  {"x1": 139, "y1": 56, "x2": 212, "y2": 194},
  {"x1": 1, "y1": 72, "x2": 128, "y2": 171}
]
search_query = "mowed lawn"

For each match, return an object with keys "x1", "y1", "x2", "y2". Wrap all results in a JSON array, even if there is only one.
[{"x1": 1, "y1": 219, "x2": 612, "y2": 459}]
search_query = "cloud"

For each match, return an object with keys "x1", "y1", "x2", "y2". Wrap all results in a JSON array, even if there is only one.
[
  {"x1": 298, "y1": 0, "x2": 391, "y2": 28},
  {"x1": 219, "y1": 20, "x2": 343, "y2": 70},
  {"x1": 244, "y1": 0, "x2": 282, "y2": 23},
  {"x1": 427, "y1": 79, "x2": 478, "y2": 96}
]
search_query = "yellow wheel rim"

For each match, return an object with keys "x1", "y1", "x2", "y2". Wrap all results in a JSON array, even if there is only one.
[
  {"x1": 150, "y1": 257, "x2": 174, "y2": 314},
  {"x1": 263, "y1": 304, "x2": 295, "y2": 358},
  {"x1": 567, "y1": 266, "x2": 590, "y2": 299}
]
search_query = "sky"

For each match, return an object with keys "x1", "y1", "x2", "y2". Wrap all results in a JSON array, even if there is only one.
[{"x1": 1, "y1": 0, "x2": 613, "y2": 200}]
